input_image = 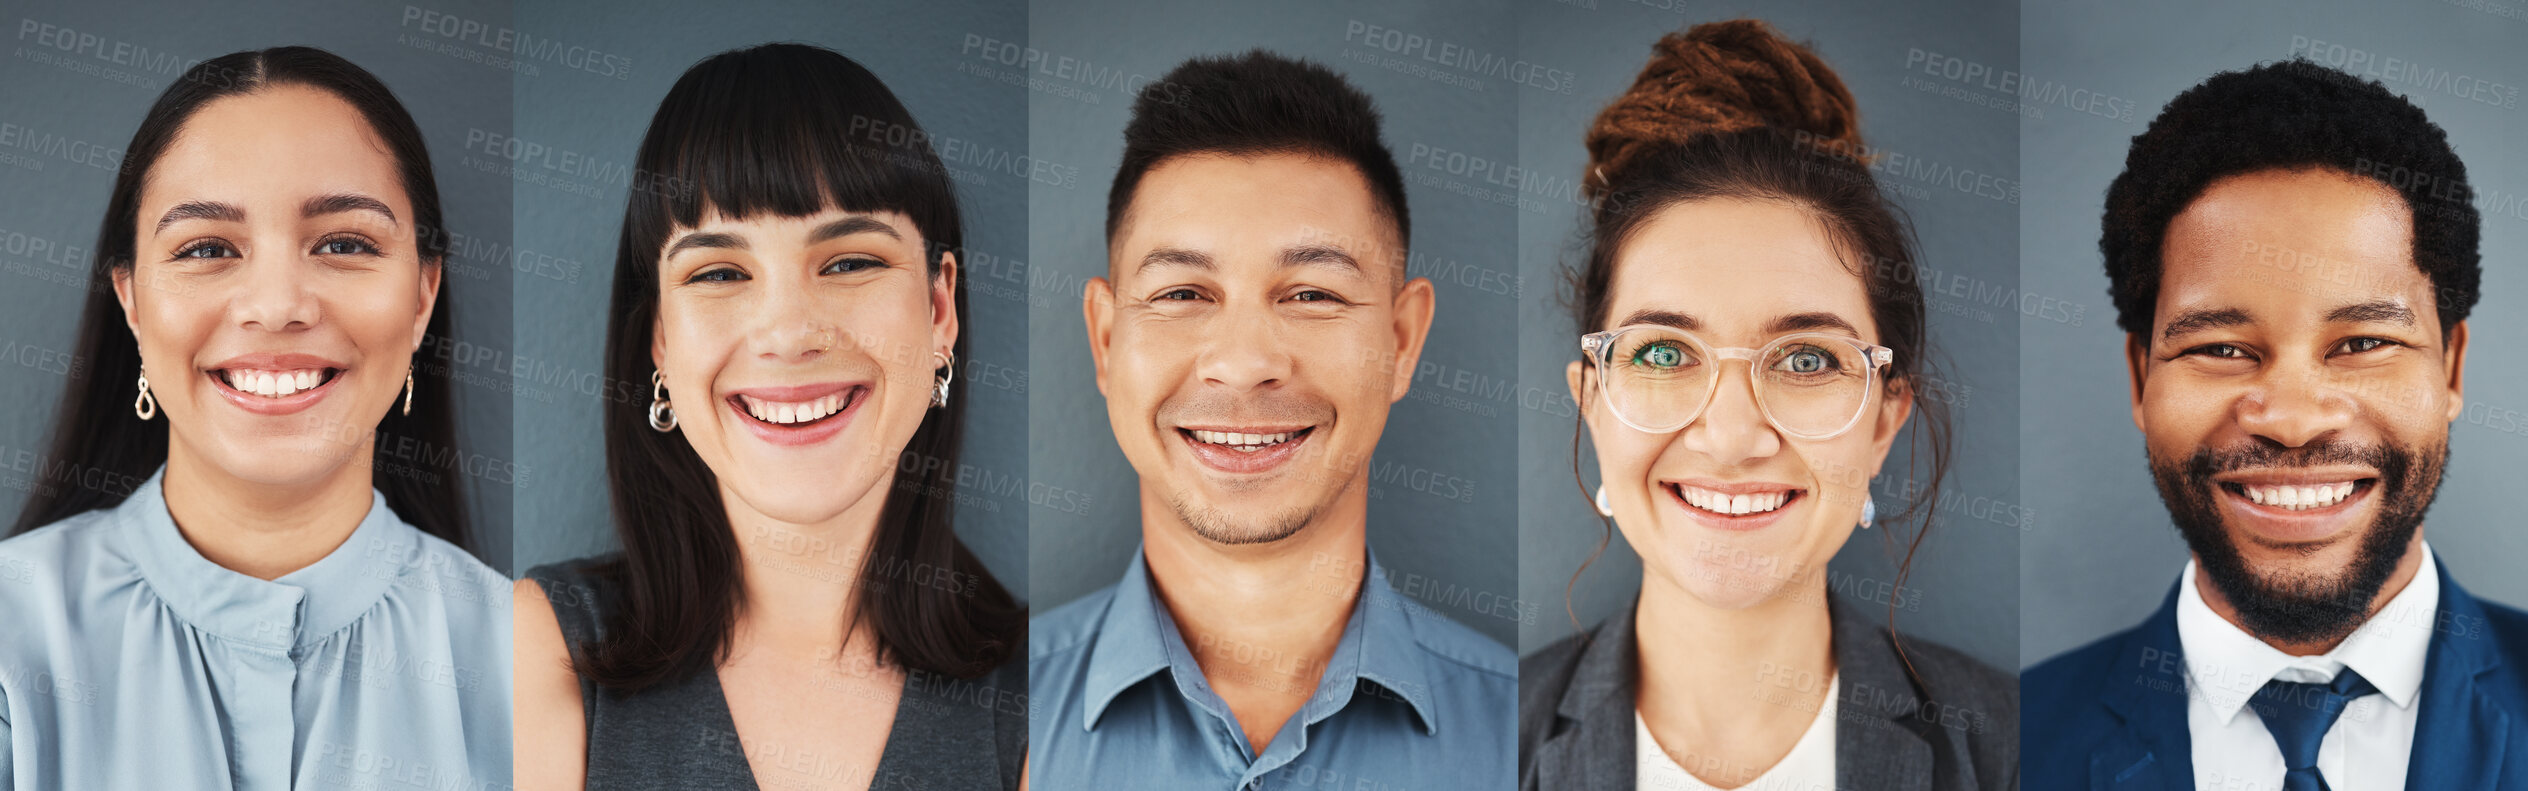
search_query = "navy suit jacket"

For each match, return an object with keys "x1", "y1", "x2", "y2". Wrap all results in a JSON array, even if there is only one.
[{"x1": 2022, "y1": 561, "x2": 2528, "y2": 789}]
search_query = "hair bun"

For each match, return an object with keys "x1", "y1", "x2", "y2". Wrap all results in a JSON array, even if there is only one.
[{"x1": 1584, "y1": 19, "x2": 1864, "y2": 200}]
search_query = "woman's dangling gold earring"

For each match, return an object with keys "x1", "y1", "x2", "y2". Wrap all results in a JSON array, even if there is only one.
[
  {"x1": 648, "y1": 369, "x2": 678, "y2": 432},
  {"x1": 134, "y1": 371, "x2": 157, "y2": 421},
  {"x1": 402, "y1": 365, "x2": 415, "y2": 416}
]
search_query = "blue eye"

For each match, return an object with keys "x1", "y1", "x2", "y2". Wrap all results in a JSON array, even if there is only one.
[
  {"x1": 1157, "y1": 288, "x2": 1201, "y2": 301},
  {"x1": 688, "y1": 268, "x2": 746, "y2": 284},
  {"x1": 1775, "y1": 348, "x2": 1837, "y2": 374}
]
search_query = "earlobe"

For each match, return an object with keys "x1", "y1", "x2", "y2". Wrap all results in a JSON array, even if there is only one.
[
  {"x1": 1083, "y1": 277, "x2": 1113, "y2": 396},
  {"x1": 112, "y1": 267, "x2": 138, "y2": 336},
  {"x1": 413, "y1": 259, "x2": 443, "y2": 352},
  {"x1": 933, "y1": 252, "x2": 961, "y2": 351},
  {"x1": 1387, "y1": 277, "x2": 1437, "y2": 403},
  {"x1": 2125, "y1": 333, "x2": 2152, "y2": 434},
  {"x1": 650, "y1": 314, "x2": 666, "y2": 370},
  {"x1": 2442, "y1": 320, "x2": 2469, "y2": 423}
]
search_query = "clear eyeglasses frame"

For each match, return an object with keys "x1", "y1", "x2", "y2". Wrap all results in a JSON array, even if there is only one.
[{"x1": 1578, "y1": 325, "x2": 1896, "y2": 440}]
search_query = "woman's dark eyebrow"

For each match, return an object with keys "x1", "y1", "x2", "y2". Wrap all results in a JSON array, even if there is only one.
[
  {"x1": 154, "y1": 200, "x2": 244, "y2": 234},
  {"x1": 1766, "y1": 311, "x2": 1859, "y2": 336},
  {"x1": 808, "y1": 215, "x2": 902, "y2": 244},
  {"x1": 1616, "y1": 308, "x2": 1698, "y2": 331},
  {"x1": 302, "y1": 193, "x2": 397, "y2": 226},
  {"x1": 665, "y1": 231, "x2": 748, "y2": 258}
]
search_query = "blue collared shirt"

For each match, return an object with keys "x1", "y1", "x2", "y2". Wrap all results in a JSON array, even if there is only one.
[
  {"x1": 0, "y1": 467, "x2": 511, "y2": 790},
  {"x1": 1029, "y1": 548, "x2": 1515, "y2": 790}
]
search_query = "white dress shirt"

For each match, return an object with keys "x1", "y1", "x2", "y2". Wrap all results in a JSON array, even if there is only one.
[
  {"x1": 2178, "y1": 543, "x2": 2438, "y2": 791},
  {"x1": 1636, "y1": 673, "x2": 1838, "y2": 791}
]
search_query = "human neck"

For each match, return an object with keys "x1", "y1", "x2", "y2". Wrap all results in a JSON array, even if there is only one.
[
  {"x1": 724, "y1": 482, "x2": 889, "y2": 664},
  {"x1": 1140, "y1": 481, "x2": 1369, "y2": 752},
  {"x1": 1632, "y1": 568, "x2": 1835, "y2": 738},
  {"x1": 159, "y1": 436, "x2": 379, "y2": 581},
  {"x1": 2195, "y1": 530, "x2": 2428, "y2": 657}
]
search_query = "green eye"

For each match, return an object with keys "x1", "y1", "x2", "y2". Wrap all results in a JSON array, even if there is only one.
[{"x1": 1633, "y1": 341, "x2": 1686, "y2": 369}]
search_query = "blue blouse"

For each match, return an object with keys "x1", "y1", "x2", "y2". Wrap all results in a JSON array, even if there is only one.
[{"x1": 0, "y1": 467, "x2": 511, "y2": 790}]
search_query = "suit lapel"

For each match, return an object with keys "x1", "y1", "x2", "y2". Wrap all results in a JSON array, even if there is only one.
[
  {"x1": 1531, "y1": 605, "x2": 1637, "y2": 789},
  {"x1": 2092, "y1": 582, "x2": 2194, "y2": 790},
  {"x1": 2406, "y1": 565, "x2": 2512, "y2": 789},
  {"x1": 1829, "y1": 598, "x2": 1935, "y2": 791}
]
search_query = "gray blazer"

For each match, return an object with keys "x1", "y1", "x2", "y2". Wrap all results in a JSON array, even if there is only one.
[{"x1": 1517, "y1": 595, "x2": 2018, "y2": 790}]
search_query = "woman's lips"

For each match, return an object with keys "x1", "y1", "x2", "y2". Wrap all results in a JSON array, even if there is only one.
[
  {"x1": 725, "y1": 384, "x2": 865, "y2": 447},
  {"x1": 204, "y1": 366, "x2": 344, "y2": 416},
  {"x1": 1177, "y1": 426, "x2": 1314, "y2": 475},
  {"x1": 1662, "y1": 481, "x2": 1805, "y2": 531}
]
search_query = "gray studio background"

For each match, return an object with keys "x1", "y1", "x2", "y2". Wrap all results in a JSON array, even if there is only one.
[
  {"x1": 506, "y1": 0, "x2": 1028, "y2": 588},
  {"x1": 1516, "y1": 0, "x2": 2024, "y2": 669},
  {"x1": 1025, "y1": 0, "x2": 1524, "y2": 647},
  {"x1": 0, "y1": 0, "x2": 516, "y2": 571},
  {"x1": 2021, "y1": 0, "x2": 2528, "y2": 668}
]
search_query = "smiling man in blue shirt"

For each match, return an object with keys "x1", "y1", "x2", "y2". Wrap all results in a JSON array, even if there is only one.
[{"x1": 1027, "y1": 50, "x2": 1516, "y2": 790}]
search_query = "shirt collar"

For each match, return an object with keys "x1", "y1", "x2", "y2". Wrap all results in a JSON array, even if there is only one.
[
  {"x1": 2176, "y1": 542, "x2": 2439, "y2": 722},
  {"x1": 1078, "y1": 546, "x2": 1439, "y2": 735},
  {"x1": 114, "y1": 465, "x2": 419, "y2": 653}
]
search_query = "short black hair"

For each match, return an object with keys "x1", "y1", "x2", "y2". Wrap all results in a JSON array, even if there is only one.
[
  {"x1": 2102, "y1": 58, "x2": 2481, "y2": 342},
  {"x1": 1105, "y1": 50, "x2": 1409, "y2": 251}
]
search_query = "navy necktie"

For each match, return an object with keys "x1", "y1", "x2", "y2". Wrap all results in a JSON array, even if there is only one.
[{"x1": 2245, "y1": 668, "x2": 2378, "y2": 791}]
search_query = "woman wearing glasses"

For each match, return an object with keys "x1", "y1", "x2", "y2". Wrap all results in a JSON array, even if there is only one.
[{"x1": 1516, "y1": 21, "x2": 2015, "y2": 790}]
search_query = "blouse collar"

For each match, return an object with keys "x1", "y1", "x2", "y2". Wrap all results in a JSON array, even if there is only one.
[{"x1": 113, "y1": 465, "x2": 418, "y2": 653}]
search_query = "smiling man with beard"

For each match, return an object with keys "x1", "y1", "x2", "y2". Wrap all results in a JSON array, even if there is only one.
[
  {"x1": 1025, "y1": 51, "x2": 1515, "y2": 790},
  {"x1": 2022, "y1": 59, "x2": 2528, "y2": 790}
]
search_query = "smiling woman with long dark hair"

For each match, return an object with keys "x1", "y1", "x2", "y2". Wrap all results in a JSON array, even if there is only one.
[
  {"x1": 0, "y1": 46, "x2": 508, "y2": 789},
  {"x1": 512, "y1": 43, "x2": 1026, "y2": 791}
]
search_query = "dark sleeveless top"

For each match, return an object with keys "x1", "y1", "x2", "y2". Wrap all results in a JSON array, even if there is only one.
[{"x1": 529, "y1": 555, "x2": 1027, "y2": 790}]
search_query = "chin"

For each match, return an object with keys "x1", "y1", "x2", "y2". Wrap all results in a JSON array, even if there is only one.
[
  {"x1": 730, "y1": 467, "x2": 890, "y2": 525},
  {"x1": 1656, "y1": 547, "x2": 1788, "y2": 611},
  {"x1": 212, "y1": 449, "x2": 364, "y2": 489}
]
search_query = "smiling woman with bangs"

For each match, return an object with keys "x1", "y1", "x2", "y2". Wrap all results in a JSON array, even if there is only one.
[{"x1": 512, "y1": 43, "x2": 1026, "y2": 791}]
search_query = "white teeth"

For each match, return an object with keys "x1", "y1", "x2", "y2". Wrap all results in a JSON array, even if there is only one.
[
  {"x1": 1189, "y1": 430, "x2": 1297, "y2": 451},
  {"x1": 1674, "y1": 485, "x2": 1793, "y2": 516},
  {"x1": 739, "y1": 393, "x2": 846, "y2": 425},
  {"x1": 2241, "y1": 481, "x2": 2356, "y2": 511},
  {"x1": 218, "y1": 368, "x2": 328, "y2": 398}
]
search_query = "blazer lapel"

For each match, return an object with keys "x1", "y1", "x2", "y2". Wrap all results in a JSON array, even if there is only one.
[
  {"x1": 1531, "y1": 605, "x2": 1639, "y2": 789},
  {"x1": 1829, "y1": 598, "x2": 1934, "y2": 791},
  {"x1": 2091, "y1": 582, "x2": 2194, "y2": 791},
  {"x1": 2406, "y1": 565, "x2": 2512, "y2": 790}
]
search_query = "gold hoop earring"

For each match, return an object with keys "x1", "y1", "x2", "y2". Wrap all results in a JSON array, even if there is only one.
[
  {"x1": 648, "y1": 370, "x2": 678, "y2": 432},
  {"x1": 930, "y1": 351, "x2": 955, "y2": 409},
  {"x1": 402, "y1": 365, "x2": 415, "y2": 416},
  {"x1": 134, "y1": 371, "x2": 157, "y2": 421}
]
